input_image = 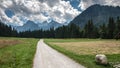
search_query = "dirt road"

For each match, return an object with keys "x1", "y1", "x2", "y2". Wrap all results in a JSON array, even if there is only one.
[{"x1": 33, "y1": 39, "x2": 85, "y2": 68}]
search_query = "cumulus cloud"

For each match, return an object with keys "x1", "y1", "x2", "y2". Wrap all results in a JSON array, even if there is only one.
[
  {"x1": 79, "y1": 0, "x2": 120, "y2": 10},
  {"x1": 0, "y1": 0, "x2": 80, "y2": 26},
  {"x1": 1, "y1": 0, "x2": 120, "y2": 26},
  {"x1": 48, "y1": 1, "x2": 80, "y2": 23},
  {"x1": 40, "y1": 0, "x2": 60, "y2": 7}
]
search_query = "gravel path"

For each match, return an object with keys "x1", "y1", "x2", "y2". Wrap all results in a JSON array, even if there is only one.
[{"x1": 33, "y1": 39, "x2": 85, "y2": 68}]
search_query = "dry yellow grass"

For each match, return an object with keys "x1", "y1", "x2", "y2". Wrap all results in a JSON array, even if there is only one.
[
  {"x1": 0, "y1": 39, "x2": 21, "y2": 48},
  {"x1": 49, "y1": 40, "x2": 120, "y2": 55}
]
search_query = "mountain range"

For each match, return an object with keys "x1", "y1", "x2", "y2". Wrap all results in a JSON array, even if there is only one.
[
  {"x1": 15, "y1": 20, "x2": 63, "y2": 32},
  {"x1": 15, "y1": 4, "x2": 120, "y2": 32},
  {"x1": 70, "y1": 4, "x2": 120, "y2": 27}
]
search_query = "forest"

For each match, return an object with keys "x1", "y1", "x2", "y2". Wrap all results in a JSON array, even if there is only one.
[{"x1": 0, "y1": 17, "x2": 120, "y2": 39}]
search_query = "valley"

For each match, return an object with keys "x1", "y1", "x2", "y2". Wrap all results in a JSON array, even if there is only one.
[{"x1": 0, "y1": 0, "x2": 120, "y2": 68}]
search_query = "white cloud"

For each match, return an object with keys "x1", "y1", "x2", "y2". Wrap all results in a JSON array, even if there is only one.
[
  {"x1": 0, "y1": 10, "x2": 24, "y2": 26},
  {"x1": 1, "y1": 0, "x2": 120, "y2": 26},
  {"x1": 47, "y1": 0, "x2": 80, "y2": 23},
  {"x1": 79, "y1": 0, "x2": 120, "y2": 10},
  {"x1": 2, "y1": 0, "x2": 13, "y2": 8},
  {"x1": 0, "y1": 0, "x2": 81, "y2": 26},
  {"x1": 79, "y1": 0, "x2": 94, "y2": 10}
]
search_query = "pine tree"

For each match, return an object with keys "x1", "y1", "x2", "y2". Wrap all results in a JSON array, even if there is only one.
[
  {"x1": 84, "y1": 19, "x2": 95, "y2": 38},
  {"x1": 114, "y1": 16, "x2": 120, "y2": 39},
  {"x1": 0, "y1": 21, "x2": 18, "y2": 37},
  {"x1": 107, "y1": 17, "x2": 116, "y2": 39},
  {"x1": 99, "y1": 23, "x2": 107, "y2": 39},
  {"x1": 115, "y1": 17, "x2": 120, "y2": 33},
  {"x1": 68, "y1": 23, "x2": 81, "y2": 38}
]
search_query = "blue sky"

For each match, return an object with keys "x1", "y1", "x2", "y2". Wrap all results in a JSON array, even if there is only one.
[
  {"x1": 5, "y1": 9, "x2": 15, "y2": 18},
  {"x1": 64, "y1": 0, "x2": 81, "y2": 11},
  {"x1": 0, "y1": 0, "x2": 120, "y2": 26}
]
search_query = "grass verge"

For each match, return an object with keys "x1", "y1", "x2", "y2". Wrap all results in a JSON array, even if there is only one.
[{"x1": 0, "y1": 37, "x2": 39, "y2": 68}]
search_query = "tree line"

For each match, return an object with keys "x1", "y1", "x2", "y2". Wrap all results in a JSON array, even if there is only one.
[
  {"x1": 0, "y1": 21, "x2": 17, "y2": 37},
  {"x1": 0, "y1": 17, "x2": 120, "y2": 39}
]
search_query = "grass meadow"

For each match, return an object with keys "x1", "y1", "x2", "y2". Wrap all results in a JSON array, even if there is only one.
[
  {"x1": 45, "y1": 39, "x2": 120, "y2": 68},
  {"x1": 0, "y1": 37, "x2": 39, "y2": 68}
]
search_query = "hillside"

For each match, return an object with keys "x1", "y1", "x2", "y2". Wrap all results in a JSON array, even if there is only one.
[{"x1": 70, "y1": 4, "x2": 120, "y2": 27}]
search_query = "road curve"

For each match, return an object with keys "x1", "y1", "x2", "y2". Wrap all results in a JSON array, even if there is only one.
[{"x1": 33, "y1": 39, "x2": 85, "y2": 68}]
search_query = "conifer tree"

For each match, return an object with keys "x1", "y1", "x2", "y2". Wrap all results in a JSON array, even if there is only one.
[{"x1": 107, "y1": 17, "x2": 116, "y2": 39}]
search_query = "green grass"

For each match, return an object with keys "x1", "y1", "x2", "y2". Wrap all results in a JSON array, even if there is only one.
[
  {"x1": 45, "y1": 39, "x2": 120, "y2": 68},
  {"x1": 0, "y1": 37, "x2": 39, "y2": 68},
  {"x1": 44, "y1": 38, "x2": 102, "y2": 42}
]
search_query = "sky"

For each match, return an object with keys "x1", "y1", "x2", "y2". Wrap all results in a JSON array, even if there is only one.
[{"x1": 0, "y1": 0, "x2": 120, "y2": 26}]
